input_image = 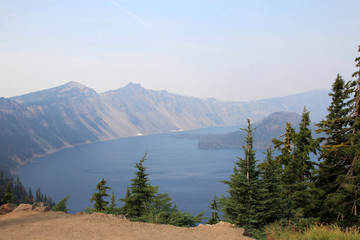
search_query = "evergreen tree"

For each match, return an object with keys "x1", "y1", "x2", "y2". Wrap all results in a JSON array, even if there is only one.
[
  {"x1": 28, "y1": 187, "x2": 34, "y2": 204},
  {"x1": 272, "y1": 108, "x2": 318, "y2": 218},
  {"x1": 259, "y1": 147, "x2": 287, "y2": 224},
  {"x1": 345, "y1": 45, "x2": 360, "y2": 220},
  {"x1": 316, "y1": 46, "x2": 360, "y2": 225},
  {"x1": 35, "y1": 188, "x2": 41, "y2": 202},
  {"x1": 90, "y1": 178, "x2": 111, "y2": 212},
  {"x1": 272, "y1": 121, "x2": 296, "y2": 207},
  {"x1": 207, "y1": 194, "x2": 220, "y2": 224},
  {"x1": 44, "y1": 194, "x2": 48, "y2": 204},
  {"x1": 14, "y1": 176, "x2": 21, "y2": 204},
  {"x1": 221, "y1": 119, "x2": 266, "y2": 230},
  {"x1": 4, "y1": 182, "x2": 14, "y2": 203},
  {"x1": 121, "y1": 153, "x2": 157, "y2": 218},
  {"x1": 139, "y1": 191, "x2": 204, "y2": 227},
  {"x1": 272, "y1": 121, "x2": 295, "y2": 168},
  {"x1": 120, "y1": 185, "x2": 131, "y2": 215},
  {"x1": 327, "y1": 46, "x2": 360, "y2": 225},
  {"x1": 316, "y1": 74, "x2": 355, "y2": 223},
  {"x1": 52, "y1": 196, "x2": 70, "y2": 213},
  {"x1": 0, "y1": 175, "x2": 53, "y2": 206},
  {"x1": 121, "y1": 153, "x2": 204, "y2": 226},
  {"x1": 290, "y1": 107, "x2": 318, "y2": 217},
  {"x1": 105, "y1": 192, "x2": 120, "y2": 214}
]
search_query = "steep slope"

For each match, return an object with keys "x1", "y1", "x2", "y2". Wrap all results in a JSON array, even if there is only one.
[
  {"x1": 179, "y1": 112, "x2": 305, "y2": 149},
  {"x1": 0, "y1": 98, "x2": 46, "y2": 171},
  {"x1": 102, "y1": 83, "x2": 249, "y2": 133},
  {"x1": 11, "y1": 82, "x2": 108, "y2": 146},
  {"x1": 0, "y1": 82, "x2": 330, "y2": 174}
]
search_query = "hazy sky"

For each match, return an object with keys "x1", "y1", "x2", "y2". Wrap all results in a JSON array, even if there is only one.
[{"x1": 1, "y1": 0, "x2": 359, "y2": 101}]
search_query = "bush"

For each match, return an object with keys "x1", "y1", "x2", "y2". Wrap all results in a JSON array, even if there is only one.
[
  {"x1": 52, "y1": 196, "x2": 70, "y2": 213},
  {"x1": 265, "y1": 222, "x2": 360, "y2": 240}
]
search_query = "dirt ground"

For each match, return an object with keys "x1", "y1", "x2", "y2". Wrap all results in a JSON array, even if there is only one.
[{"x1": 0, "y1": 210, "x2": 255, "y2": 240}]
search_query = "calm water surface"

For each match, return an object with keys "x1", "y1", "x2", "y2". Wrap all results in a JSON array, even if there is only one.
[{"x1": 20, "y1": 126, "x2": 265, "y2": 217}]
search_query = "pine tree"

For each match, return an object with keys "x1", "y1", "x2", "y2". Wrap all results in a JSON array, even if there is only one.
[
  {"x1": 35, "y1": 188, "x2": 41, "y2": 202},
  {"x1": 52, "y1": 196, "x2": 70, "y2": 213},
  {"x1": 4, "y1": 182, "x2": 14, "y2": 203},
  {"x1": 290, "y1": 107, "x2": 318, "y2": 217},
  {"x1": 90, "y1": 178, "x2": 111, "y2": 212},
  {"x1": 272, "y1": 121, "x2": 296, "y2": 200},
  {"x1": 140, "y1": 191, "x2": 204, "y2": 227},
  {"x1": 316, "y1": 46, "x2": 360, "y2": 225},
  {"x1": 121, "y1": 153, "x2": 157, "y2": 218},
  {"x1": 346, "y1": 45, "x2": 360, "y2": 220},
  {"x1": 272, "y1": 121, "x2": 295, "y2": 167},
  {"x1": 120, "y1": 152, "x2": 203, "y2": 226},
  {"x1": 271, "y1": 108, "x2": 318, "y2": 218},
  {"x1": 329, "y1": 46, "x2": 360, "y2": 225},
  {"x1": 259, "y1": 147, "x2": 287, "y2": 224},
  {"x1": 105, "y1": 192, "x2": 120, "y2": 214},
  {"x1": 316, "y1": 74, "x2": 355, "y2": 223},
  {"x1": 120, "y1": 185, "x2": 131, "y2": 215},
  {"x1": 221, "y1": 119, "x2": 266, "y2": 230},
  {"x1": 207, "y1": 194, "x2": 220, "y2": 224},
  {"x1": 28, "y1": 188, "x2": 33, "y2": 204}
]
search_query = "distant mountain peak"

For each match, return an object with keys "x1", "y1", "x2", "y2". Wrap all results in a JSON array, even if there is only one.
[
  {"x1": 11, "y1": 81, "x2": 97, "y2": 104},
  {"x1": 62, "y1": 81, "x2": 88, "y2": 89},
  {"x1": 58, "y1": 81, "x2": 96, "y2": 95},
  {"x1": 123, "y1": 82, "x2": 145, "y2": 90}
]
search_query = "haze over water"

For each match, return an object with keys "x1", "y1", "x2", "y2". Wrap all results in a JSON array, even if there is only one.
[{"x1": 20, "y1": 126, "x2": 267, "y2": 217}]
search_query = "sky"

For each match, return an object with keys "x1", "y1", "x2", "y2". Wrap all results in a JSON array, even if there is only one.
[{"x1": 1, "y1": 0, "x2": 359, "y2": 101}]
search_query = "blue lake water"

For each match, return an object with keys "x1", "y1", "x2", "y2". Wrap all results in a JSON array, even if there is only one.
[{"x1": 20, "y1": 126, "x2": 267, "y2": 218}]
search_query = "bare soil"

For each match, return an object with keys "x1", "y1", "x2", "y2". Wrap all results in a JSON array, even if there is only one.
[{"x1": 0, "y1": 210, "x2": 255, "y2": 240}]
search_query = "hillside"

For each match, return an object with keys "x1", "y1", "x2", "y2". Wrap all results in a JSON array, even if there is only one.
[
  {"x1": 177, "y1": 112, "x2": 319, "y2": 149},
  {"x1": 0, "y1": 82, "x2": 330, "y2": 174},
  {"x1": 0, "y1": 208, "x2": 254, "y2": 240}
]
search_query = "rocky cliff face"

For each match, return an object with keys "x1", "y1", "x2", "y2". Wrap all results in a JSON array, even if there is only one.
[{"x1": 1, "y1": 82, "x2": 330, "y2": 174}]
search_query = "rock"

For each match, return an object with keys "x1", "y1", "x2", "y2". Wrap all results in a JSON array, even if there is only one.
[
  {"x1": 93, "y1": 212, "x2": 107, "y2": 216},
  {"x1": 118, "y1": 214, "x2": 126, "y2": 220},
  {"x1": 14, "y1": 204, "x2": 35, "y2": 211},
  {"x1": 33, "y1": 202, "x2": 45, "y2": 207},
  {"x1": 74, "y1": 211, "x2": 84, "y2": 215},
  {"x1": 33, "y1": 206, "x2": 51, "y2": 212},
  {"x1": 215, "y1": 221, "x2": 235, "y2": 227},
  {"x1": 243, "y1": 228, "x2": 252, "y2": 237},
  {"x1": 0, "y1": 203, "x2": 17, "y2": 214}
]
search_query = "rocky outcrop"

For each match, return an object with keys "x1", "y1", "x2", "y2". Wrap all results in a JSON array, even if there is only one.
[
  {"x1": 14, "y1": 204, "x2": 36, "y2": 211},
  {"x1": 0, "y1": 203, "x2": 17, "y2": 214},
  {"x1": 1, "y1": 203, "x2": 52, "y2": 214}
]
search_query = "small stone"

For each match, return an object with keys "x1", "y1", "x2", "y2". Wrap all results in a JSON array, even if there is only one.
[{"x1": 33, "y1": 206, "x2": 51, "y2": 212}]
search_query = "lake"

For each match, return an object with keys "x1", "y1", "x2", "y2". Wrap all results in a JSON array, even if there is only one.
[{"x1": 20, "y1": 126, "x2": 267, "y2": 218}]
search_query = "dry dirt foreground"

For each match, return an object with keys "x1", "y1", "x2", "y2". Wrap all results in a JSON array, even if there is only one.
[{"x1": 0, "y1": 210, "x2": 255, "y2": 240}]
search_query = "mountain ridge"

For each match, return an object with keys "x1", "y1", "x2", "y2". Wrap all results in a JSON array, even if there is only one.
[
  {"x1": 1, "y1": 82, "x2": 330, "y2": 174},
  {"x1": 177, "y1": 112, "x2": 305, "y2": 150}
]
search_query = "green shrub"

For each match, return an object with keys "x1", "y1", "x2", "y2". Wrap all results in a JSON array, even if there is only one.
[
  {"x1": 265, "y1": 223, "x2": 360, "y2": 240},
  {"x1": 52, "y1": 196, "x2": 70, "y2": 213}
]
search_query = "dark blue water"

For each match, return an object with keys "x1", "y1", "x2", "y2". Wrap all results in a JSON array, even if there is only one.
[{"x1": 20, "y1": 126, "x2": 266, "y2": 218}]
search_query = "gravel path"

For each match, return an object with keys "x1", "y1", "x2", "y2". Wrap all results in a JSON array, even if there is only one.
[{"x1": 0, "y1": 210, "x2": 255, "y2": 240}]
